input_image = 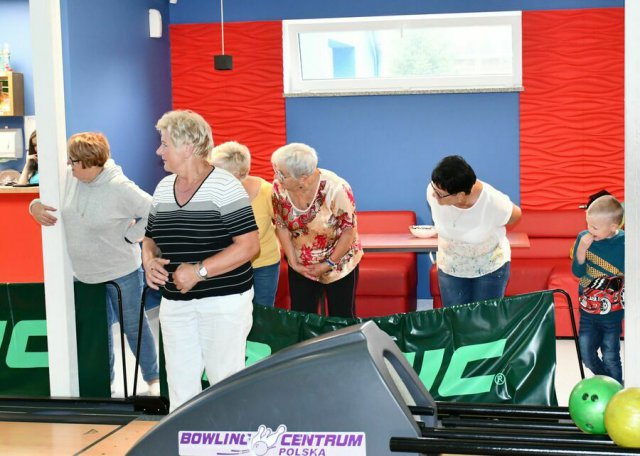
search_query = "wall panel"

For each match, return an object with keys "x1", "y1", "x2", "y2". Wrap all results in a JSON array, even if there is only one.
[
  {"x1": 520, "y1": 8, "x2": 624, "y2": 209},
  {"x1": 169, "y1": 22, "x2": 286, "y2": 179}
]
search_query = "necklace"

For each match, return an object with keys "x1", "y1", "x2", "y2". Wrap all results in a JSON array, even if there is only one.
[
  {"x1": 176, "y1": 178, "x2": 200, "y2": 194},
  {"x1": 450, "y1": 207, "x2": 465, "y2": 228},
  {"x1": 176, "y1": 167, "x2": 210, "y2": 194},
  {"x1": 290, "y1": 190, "x2": 314, "y2": 211},
  {"x1": 289, "y1": 171, "x2": 320, "y2": 211},
  {"x1": 174, "y1": 171, "x2": 209, "y2": 209}
]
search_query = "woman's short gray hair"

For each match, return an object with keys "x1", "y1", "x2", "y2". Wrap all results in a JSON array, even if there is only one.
[
  {"x1": 271, "y1": 143, "x2": 318, "y2": 179},
  {"x1": 211, "y1": 141, "x2": 251, "y2": 179},
  {"x1": 155, "y1": 110, "x2": 214, "y2": 159}
]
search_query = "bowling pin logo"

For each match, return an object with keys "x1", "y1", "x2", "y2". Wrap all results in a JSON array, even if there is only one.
[{"x1": 250, "y1": 424, "x2": 287, "y2": 456}]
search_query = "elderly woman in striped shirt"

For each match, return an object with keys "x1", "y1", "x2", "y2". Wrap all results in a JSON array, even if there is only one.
[{"x1": 142, "y1": 110, "x2": 259, "y2": 411}]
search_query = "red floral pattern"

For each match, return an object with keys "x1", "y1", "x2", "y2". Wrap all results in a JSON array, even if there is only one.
[{"x1": 272, "y1": 169, "x2": 363, "y2": 284}]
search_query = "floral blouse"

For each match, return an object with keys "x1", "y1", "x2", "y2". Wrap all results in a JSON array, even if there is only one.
[{"x1": 272, "y1": 168, "x2": 363, "y2": 284}]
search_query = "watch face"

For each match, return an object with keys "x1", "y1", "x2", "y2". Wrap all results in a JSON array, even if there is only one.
[{"x1": 198, "y1": 265, "x2": 207, "y2": 278}]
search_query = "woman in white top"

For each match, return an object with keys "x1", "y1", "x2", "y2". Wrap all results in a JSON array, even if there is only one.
[{"x1": 427, "y1": 155, "x2": 522, "y2": 307}]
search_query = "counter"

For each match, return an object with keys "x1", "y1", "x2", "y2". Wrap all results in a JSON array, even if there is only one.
[
  {"x1": 0, "y1": 186, "x2": 44, "y2": 282},
  {"x1": 0, "y1": 186, "x2": 40, "y2": 194}
]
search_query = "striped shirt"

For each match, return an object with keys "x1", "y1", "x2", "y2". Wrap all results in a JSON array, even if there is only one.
[
  {"x1": 146, "y1": 167, "x2": 258, "y2": 300},
  {"x1": 571, "y1": 229, "x2": 624, "y2": 293}
]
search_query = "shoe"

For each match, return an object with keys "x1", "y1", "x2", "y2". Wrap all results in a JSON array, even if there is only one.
[{"x1": 147, "y1": 381, "x2": 161, "y2": 396}]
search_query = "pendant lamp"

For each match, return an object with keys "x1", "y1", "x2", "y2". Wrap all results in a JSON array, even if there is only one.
[{"x1": 214, "y1": 0, "x2": 233, "y2": 70}]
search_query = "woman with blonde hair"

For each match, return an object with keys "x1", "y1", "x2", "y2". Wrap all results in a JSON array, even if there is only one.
[
  {"x1": 28, "y1": 132, "x2": 160, "y2": 395},
  {"x1": 143, "y1": 110, "x2": 259, "y2": 411},
  {"x1": 211, "y1": 141, "x2": 280, "y2": 306}
]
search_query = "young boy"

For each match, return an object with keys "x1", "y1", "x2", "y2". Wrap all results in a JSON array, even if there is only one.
[{"x1": 571, "y1": 195, "x2": 625, "y2": 384}]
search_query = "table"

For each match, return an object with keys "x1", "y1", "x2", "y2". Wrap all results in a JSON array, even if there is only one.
[{"x1": 360, "y1": 232, "x2": 530, "y2": 253}]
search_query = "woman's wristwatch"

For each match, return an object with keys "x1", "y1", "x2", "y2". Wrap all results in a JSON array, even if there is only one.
[
  {"x1": 325, "y1": 257, "x2": 337, "y2": 270},
  {"x1": 195, "y1": 262, "x2": 208, "y2": 280}
]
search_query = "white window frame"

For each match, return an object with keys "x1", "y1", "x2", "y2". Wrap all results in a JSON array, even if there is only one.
[{"x1": 283, "y1": 11, "x2": 522, "y2": 97}]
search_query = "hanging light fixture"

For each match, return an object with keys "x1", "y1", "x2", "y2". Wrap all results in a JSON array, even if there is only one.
[{"x1": 213, "y1": 0, "x2": 233, "y2": 70}]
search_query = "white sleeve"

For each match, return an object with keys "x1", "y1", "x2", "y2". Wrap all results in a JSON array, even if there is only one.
[{"x1": 491, "y1": 188, "x2": 514, "y2": 227}]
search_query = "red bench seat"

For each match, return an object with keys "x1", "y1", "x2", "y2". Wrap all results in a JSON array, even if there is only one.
[
  {"x1": 430, "y1": 209, "x2": 586, "y2": 338},
  {"x1": 275, "y1": 210, "x2": 417, "y2": 318}
]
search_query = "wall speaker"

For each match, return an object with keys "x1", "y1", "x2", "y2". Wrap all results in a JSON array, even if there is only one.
[
  {"x1": 214, "y1": 54, "x2": 233, "y2": 71},
  {"x1": 148, "y1": 9, "x2": 162, "y2": 38}
]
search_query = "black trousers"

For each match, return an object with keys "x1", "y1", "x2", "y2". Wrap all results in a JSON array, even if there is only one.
[{"x1": 288, "y1": 265, "x2": 359, "y2": 318}]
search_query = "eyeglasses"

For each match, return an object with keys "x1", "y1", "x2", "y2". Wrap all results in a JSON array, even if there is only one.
[
  {"x1": 68, "y1": 157, "x2": 81, "y2": 165},
  {"x1": 273, "y1": 167, "x2": 288, "y2": 181},
  {"x1": 431, "y1": 182, "x2": 452, "y2": 200}
]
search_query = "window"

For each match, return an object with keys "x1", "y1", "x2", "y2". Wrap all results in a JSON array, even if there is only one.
[{"x1": 283, "y1": 12, "x2": 522, "y2": 96}]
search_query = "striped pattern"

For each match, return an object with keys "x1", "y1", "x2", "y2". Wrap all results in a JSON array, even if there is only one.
[
  {"x1": 520, "y1": 8, "x2": 624, "y2": 210},
  {"x1": 582, "y1": 256, "x2": 623, "y2": 288},
  {"x1": 146, "y1": 169, "x2": 257, "y2": 300}
]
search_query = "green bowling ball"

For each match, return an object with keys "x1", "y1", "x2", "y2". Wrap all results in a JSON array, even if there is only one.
[
  {"x1": 605, "y1": 388, "x2": 640, "y2": 448},
  {"x1": 568, "y1": 375, "x2": 623, "y2": 434}
]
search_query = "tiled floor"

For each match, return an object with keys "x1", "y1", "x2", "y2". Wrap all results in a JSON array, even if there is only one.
[
  {"x1": 555, "y1": 338, "x2": 625, "y2": 405},
  {"x1": 111, "y1": 306, "x2": 160, "y2": 398}
]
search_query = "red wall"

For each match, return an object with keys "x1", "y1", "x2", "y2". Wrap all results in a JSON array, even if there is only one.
[
  {"x1": 170, "y1": 11, "x2": 624, "y2": 211},
  {"x1": 0, "y1": 193, "x2": 44, "y2": 282},
  {"x1": 520, "y1": 8, "x2": 624, "y2": 210},
  {"x1": 169, "y1": 21, "x2": 286, "y2": 180}
]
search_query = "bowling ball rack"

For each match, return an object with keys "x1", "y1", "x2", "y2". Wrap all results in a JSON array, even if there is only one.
[{"x1": 390, "y1": 402, "x2": 640, "y2": 455}]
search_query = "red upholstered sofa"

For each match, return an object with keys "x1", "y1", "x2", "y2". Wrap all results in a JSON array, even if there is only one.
[
  {"x1": 275, "y1": 210, "x2": 418, "y2": 318},
  {"x1": 430, "y1": 210, "x2": 586, "y2": 337}
]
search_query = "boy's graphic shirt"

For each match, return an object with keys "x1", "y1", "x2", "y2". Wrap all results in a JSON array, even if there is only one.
[
  {"x1": 579, "y1": 275, "x2": 624, "y2": 314},
  {"x1": 570, "y1": 230, "x2": 625, "y2": 310}
]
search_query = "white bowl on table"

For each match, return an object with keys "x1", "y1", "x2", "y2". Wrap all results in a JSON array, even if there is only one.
[{"x1": 409, "y1": 225, "x2": 437, "y2": 238}]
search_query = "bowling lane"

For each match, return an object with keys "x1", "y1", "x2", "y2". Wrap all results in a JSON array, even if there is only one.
[
  {"x1": 0, "y1": 421, "x2": 119, "y2": 455},
  {"x1": 79, "y1": 419, "x2": 159, "y2": 455}
]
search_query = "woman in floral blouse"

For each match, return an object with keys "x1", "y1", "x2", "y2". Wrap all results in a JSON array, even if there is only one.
[{"x1": 271, "y1": 143, "x2": 363, "y2": 318}]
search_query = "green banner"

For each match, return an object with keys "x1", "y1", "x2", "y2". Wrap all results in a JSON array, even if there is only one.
[
  {"x1": 0, "y1": 283, "x2": 110, "y2": 397},
  {"x1": 0, "y1": 283, "x2": 557, "y2": 406},
  {"x1": 247, "y1": 291, "x2": 558, "y2": 405}
]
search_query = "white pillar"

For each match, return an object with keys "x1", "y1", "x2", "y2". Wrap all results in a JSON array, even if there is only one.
[
  {"x1": 625, "y1": 1, "x2": 640, "y2": 387},
  {"x1": 29, "y1": 0, "x2": 78, "y2": 396}
]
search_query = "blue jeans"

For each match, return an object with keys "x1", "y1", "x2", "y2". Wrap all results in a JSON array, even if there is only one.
[
  {"x1": 105, "y1": 268, "x2": 159, "y2": 383},
  {"x1": 578, "y1": 310, "x2": 624, "y2": 384},
  {"x1": 438, "y1": 262, "x2": 510, "y2": 308},
  {"x1": 252, "y1": 261, "x2": 280, "y2": 307}
]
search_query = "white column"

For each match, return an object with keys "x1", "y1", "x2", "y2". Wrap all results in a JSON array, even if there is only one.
[
  {"x1": 625, "y1": 1, "x2": 640, "y2": 387},
  {"x1": 29, "y1": 0, "x2": 78, "y2": 396}
]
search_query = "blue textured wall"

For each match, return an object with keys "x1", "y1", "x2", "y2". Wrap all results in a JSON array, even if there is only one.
[
  {"x1": 0, "y1": 0, "x2": 33, "y2": 173},
  {"x1": 60, "y1": 0, "x2": 172, "y2": 194},
  {"x1": 170, "y1": 0, "x2": 623, "y2": 23},
  {"x1": 1, "y1": 0, "x2": 173, "y2": 192},
  {"x1": 286, "y1": 92, "x2": 520, "y2": 217}
]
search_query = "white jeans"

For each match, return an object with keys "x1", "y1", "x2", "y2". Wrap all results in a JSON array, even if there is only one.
[{"x1": 159, "y1": 288, "x2": 254, "y2": 412}]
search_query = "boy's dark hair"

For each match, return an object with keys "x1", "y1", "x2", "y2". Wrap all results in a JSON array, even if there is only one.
[
  {"x1": 580, "y1": 189, "x2": 611, "y2": 209},
  {"x1": 431, "y1": 155, "x2": 476, "y2": 195}
]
